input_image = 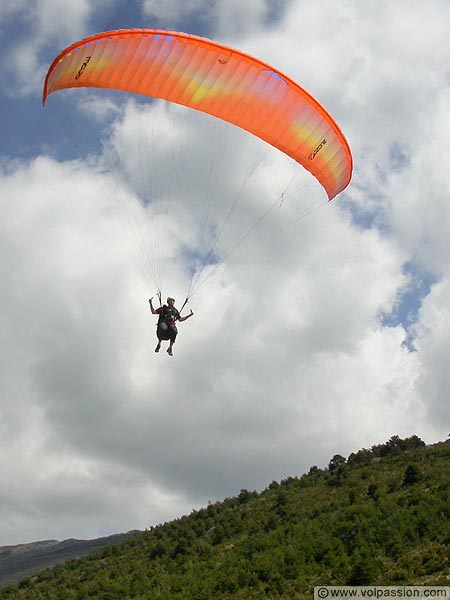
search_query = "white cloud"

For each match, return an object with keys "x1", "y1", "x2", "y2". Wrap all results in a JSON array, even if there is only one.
[
  {"x1": 1, "y1": 0, "x2": 93, "y2": 97},
  {"x1": 0, "y1": 1, "x2": 28, "y2": 24},
  {"x1": 30, "y1": 0, "x2": 92, "y2": 42},
  {"x1": 413, "y1": 279, "x2": 450, "y2": 428},
  {"x1": 384, "y1": 89, "x2": 450, "y2": 277},
  {"x1": 142, "y1": 0, "x2": 271, "y2": 36},
  {"x1": 142, "y1": 0, "x2": 210, "y2": 24},
  {"x1": 0, "y1": 119, "x2": 441, "y2": 545}
]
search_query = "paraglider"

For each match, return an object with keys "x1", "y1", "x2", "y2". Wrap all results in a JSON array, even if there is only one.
[
  {"x1": 149, "y1": 296, "x2": 194, "y2": 356},
  {"x1": 43, "y1": 29, "x2": 353, "y2": 355}
]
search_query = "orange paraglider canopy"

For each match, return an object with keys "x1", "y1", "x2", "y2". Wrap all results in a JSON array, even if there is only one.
[{"x1": 43, "y1": 28, "x2": 352, "y2": 200}]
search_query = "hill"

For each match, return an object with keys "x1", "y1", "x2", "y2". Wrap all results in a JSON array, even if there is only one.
[
  {"x1": 0, "y1": 532, "x2": 139, "y2": 589},
  {"x1": 1, "y1": 435, "x2": 449, "y2": 599}
]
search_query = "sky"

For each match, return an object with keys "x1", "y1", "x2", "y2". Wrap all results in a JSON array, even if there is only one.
[{"x1": 1, "y1": 0, "x2": 449, "y2": 546}]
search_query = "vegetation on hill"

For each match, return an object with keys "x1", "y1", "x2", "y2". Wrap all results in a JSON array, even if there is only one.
[{"x1": 1, "y1": 435, "x2": 449, "y2": 599}]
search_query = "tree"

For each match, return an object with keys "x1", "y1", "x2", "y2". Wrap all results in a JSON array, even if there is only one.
[
  {"x1": 367, "y1": 483, "x2": 379, "y2": 500},
  {"x1": 403, "y1": 464, "x2": 422, "y2": 486},
  {"x1": 347, "y1": 549, "x2": 379, "y2": 585},
  {"x1": 328, "y1": 454, "x2": 346, "y2": 472}
]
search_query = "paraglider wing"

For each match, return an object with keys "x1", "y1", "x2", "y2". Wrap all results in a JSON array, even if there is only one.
[{"x1": 43, "y1": 29, "x2": 352, "y2": 200}]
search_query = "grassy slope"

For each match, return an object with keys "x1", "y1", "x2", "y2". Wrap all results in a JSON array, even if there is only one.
[{"x1": 1, "y1": 438, "x2": 449, "y2": 599}]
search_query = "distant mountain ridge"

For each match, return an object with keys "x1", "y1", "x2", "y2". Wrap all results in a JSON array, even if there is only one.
[{"x1": 0, "y1": 531, "x2": 140, "y2": 588}]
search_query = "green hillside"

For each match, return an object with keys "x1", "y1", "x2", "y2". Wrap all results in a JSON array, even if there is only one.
[{"x1": 1, "y1": 436, "x2": 449, "y2": 599}]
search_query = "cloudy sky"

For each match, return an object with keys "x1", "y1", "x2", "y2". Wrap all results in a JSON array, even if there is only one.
[{"x1": 1, "y1": 0, "x2": 449, "y2": 546}]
